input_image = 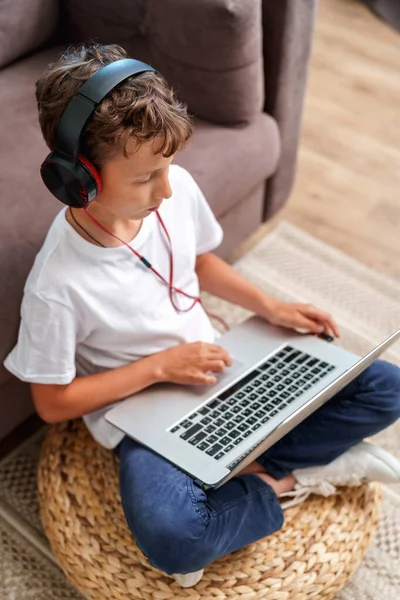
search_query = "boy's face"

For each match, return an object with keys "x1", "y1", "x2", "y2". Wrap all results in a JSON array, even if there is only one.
[{"x1": 94, "y1": 137, "x2": 174, "y2": 220}]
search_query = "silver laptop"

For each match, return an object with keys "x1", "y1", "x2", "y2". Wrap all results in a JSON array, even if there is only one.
[{"x1": 106, "y1": 316, "x2": 400, "y2": 489}]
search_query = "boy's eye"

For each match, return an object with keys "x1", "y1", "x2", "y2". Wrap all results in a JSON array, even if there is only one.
[{"x1": 135, "y1": 177, "x2": 151, "y2": 185}]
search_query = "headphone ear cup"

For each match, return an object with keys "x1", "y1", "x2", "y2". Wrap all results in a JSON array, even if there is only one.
[
  {"x1": 78, "y1": 154, "x2": 102, "y2": 195},
  {"x1": 40, "y1": 152, "x2": 101, "y2": 208}
]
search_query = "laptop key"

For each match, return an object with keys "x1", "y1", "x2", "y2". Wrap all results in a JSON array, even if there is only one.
[
  {"x1": 242, "y1": 409, "x2": 252, "y2": 417},
  {"x1": 214, "y1": 418, "x2": 225, "y2": 427},
  {"x1": 240, "y1": 399, "x2": 250, "y2": 407},
  {"x1": 233, "y1": 415, "x2": 244, "y2": 424},
  {"x1": 229, "y1": 430, "x2": 241, "y2": 439},
  {"x1": 226, "y1": 422, "x2": 235, "y2": 430},
  {"x1": 252, "y1": 423, "x2": 262, "y2": 430},
  {"x1": 210, "y1": 410, "x2": 221, "y2": 418},
  {"x1": 247, "y1": 416, "x2": 257, "y2": 425},
  {"x1": 200, "y1": 416, "x2": 212, "y2": 425},
  {"x1": 216, "y1": 428, "x2": 228, "y2": 437},
  {"x1": 206, "y1": 443, "x2": 223, "y2": 456},
  {"x1": 180, "y1": 424, "x2": 201, "y2": 440},
  {"x1": 270, "y1": 409, "x2": 279, "y2": 416},
  {"x1": 233, "y1": 437, "x2": 243, "y2": 445},
  {"x1": 296, "y1": 354, "x2": 308, "y2": 364},
  {"x1": 198, "y1": 407, "x2": 210, "y2": 416},
  {"x1": 181, "y1": 420, "x2": 192, "y2": 428},
  {"x1": 249, "y1": 393, "x2": 258, "y2": 401},
  {"x1": 225, "y1": 411, "x2": 234, "y2": 419},
  {"x1": 261, "y1": 415, "x2": 270, "y2": 424},
  {"x1": 221, "y1": 437, "x2": 231, "y2": 445},
  {"x1": 206, "y1": 434, "x2": 218, "y2": 444},
  {"x1": 306, "y1": 358, "x2": 318, "y2": 367},
  {"x1": 189, "y1": 432, "x2": 207, "y2": 445},
  {"x1": 236, "y1": 392, "x2": 246, "y2": 399},
  {"x1": 225, "y1": 444, "x2": 234, "y2": 452},
  {"x1": 204, "y1": 424, "x2": 216, "y2": 434},
  {"x1": 232, "y1": 406, "x2": 241, "y2": 414},
  {"x1": 243, "y1": 430, "x2": 252, "y2": 438},
  {"x1": 255, "y1": 410, "x2": 266, "y2": 418},
  {"x1": 197, "y1": 441, "x2": 209, "y2": 451},
  {"x1": 244, "y1": 386, "x2": 253, "y2": 393},
  {"x1": 215, "y1": 451, "x2": 225, "y2": 460}
]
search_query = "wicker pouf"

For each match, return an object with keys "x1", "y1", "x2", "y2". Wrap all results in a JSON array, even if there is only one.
[{"x1": 37, "y1": 420, "x2": 382, "y2": 600}]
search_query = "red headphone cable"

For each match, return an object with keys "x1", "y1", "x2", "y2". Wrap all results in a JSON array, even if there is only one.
[{"x1": 82, "y1": 207, "x2": 230, "y2": 331}]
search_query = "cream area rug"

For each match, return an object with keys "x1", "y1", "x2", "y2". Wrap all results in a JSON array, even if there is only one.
[{"x1": 0, "y1": 220, "x2": 399, "y2": 600}]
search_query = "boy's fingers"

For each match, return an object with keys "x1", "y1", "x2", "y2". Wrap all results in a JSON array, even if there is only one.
[
  {"x1": 298, "y1": 317, "x2": 324, "y2": 334},
  {"x1": 208, "y1": 345, "x2": 233, "y2": 365},
  {"x1": 301, "y1": 306, "x2": 340, "y2": 338},
  {"x1": 208, "y1": 360, "x2": 227, "y2": 374}
]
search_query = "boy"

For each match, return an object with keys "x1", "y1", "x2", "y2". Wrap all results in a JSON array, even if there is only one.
[{"x1": 4, "y1": 44, "x2": 400, "y2": 587}]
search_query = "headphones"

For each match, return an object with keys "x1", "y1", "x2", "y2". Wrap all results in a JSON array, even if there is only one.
[{"x1": 40, "y1": 58, "x2": 156, "y2": 208}]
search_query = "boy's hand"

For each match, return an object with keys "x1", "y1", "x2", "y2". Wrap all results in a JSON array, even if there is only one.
[
  {"x1": 153, "y1": 342, "x2": 233, "y2": 385},
  {"x1": 263, "y1": 299, "x2": 340, "y2": 338}
]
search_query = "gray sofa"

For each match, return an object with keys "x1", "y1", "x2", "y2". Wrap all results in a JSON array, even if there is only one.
[{"x1": 0, "y1": 0, "x2": 317, "y2": 441}]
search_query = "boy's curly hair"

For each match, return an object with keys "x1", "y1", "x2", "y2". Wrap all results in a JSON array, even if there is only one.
[{"x1": 35, "y1": 44, "x2": 193, "y2": 168}]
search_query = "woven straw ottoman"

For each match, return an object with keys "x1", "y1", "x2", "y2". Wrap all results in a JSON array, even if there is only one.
[{"x1": 37, "y1": 419, "x2": 382, "y2": 600}]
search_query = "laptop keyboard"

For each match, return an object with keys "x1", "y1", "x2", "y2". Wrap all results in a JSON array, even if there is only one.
[{"x1": 168, "y1": 345, "x2": 336, "y2": 461}]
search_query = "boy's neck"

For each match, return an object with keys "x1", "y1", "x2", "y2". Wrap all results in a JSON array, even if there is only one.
[{"x1": 66, "y1": 207, "x2": 143, "y2": 248}]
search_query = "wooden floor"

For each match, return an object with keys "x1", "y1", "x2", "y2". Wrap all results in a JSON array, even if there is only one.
[{"x1": 236, "y1": 0, "x2": 400, "y2": 281}]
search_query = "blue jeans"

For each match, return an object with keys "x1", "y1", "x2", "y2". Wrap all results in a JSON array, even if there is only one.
[{"x1": 116, "y1": 359, "x2": 400, "y2": 574}]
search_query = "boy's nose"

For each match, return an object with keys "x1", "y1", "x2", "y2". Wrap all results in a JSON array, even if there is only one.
[{"x1": 155, "y1": 174, "x2": 172, "y2": 200}]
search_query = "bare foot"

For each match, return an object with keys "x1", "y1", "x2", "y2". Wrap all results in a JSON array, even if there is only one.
[{"x1": 237, "y1": 460, "x2": 296, "y2": 496}]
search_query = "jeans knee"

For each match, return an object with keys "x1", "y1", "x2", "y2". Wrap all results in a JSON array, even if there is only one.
[
  {"x1": 136, "y1": 519, "x2": 211, "y2": 574},
  {"x1": 122, "y1": 494, "x2": 211, "y2": 574},
  {"x1": 370, "y1": 360, "x2": 400, "y2": 424}
]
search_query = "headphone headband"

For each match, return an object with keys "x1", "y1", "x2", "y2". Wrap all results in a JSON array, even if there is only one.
[{"x1": 55, "y1": 58, "x2": 156, "y2": 158}]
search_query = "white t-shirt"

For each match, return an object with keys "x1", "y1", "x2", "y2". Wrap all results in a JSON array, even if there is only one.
[{"x1": 4, "y1": 165, "x2": 223, "y2": 449}]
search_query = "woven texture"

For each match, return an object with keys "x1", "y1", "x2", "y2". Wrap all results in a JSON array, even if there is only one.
[{"x1": 37, "y1": 419, "x2": 382, "y2": 600}]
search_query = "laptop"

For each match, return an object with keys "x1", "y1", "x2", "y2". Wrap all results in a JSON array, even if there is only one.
[{"x1": 106, "y1": 316, "x2": 400, "y2": 489}]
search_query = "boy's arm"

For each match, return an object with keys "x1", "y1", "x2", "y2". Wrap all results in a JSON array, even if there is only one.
[
  {"x1": 31, "y1": 341, "x2": 232, "y2": 424},
  {"x1": 195, "y1": 252, "x2": 277, "y2": 320},
  {"x1": 195, "y1": 253, "x2": 340, "y2": 337},
  {"x1": 31, "y1": 355, "x2": 161, "y2": 424}
]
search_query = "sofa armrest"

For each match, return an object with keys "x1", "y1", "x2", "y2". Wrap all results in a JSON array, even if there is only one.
[{"x1": 262, "y1": 0, "x2": 318, "y2": 218}]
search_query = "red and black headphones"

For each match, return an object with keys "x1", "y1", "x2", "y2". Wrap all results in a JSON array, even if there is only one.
[
  {"x1": 40, "y1": 58, "x2": 155, "y2": 207},
  {"x1": 39, "y1": 58, "x2": 229, "y2": 329}
]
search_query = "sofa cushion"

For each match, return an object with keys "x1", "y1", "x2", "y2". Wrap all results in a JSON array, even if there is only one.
[
  {"x1": 65, "y1": 0, "x2": 148, "y2": 44},
  {"x1": 176, "y1": 113, "x2": 280, "y2": 219},
  {"x1": 148, "y1": 0, "x2": 264, "y2": 125},
  {"x1": 0, "y1": 48, "x2": 63, "y2": 385},
  {"x1": 0, "y1": 0, "x2": 59, "y2": 69}
]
